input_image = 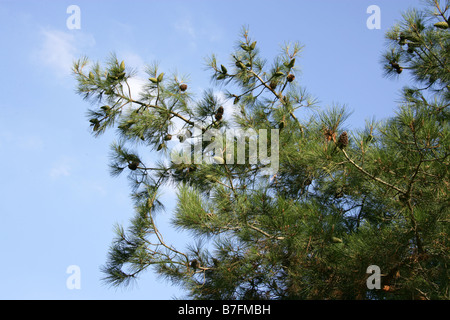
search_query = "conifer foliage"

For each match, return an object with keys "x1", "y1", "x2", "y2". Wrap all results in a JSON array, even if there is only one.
[{"x1": 73, "y1": 1, "x2": 449, "y2": 299}]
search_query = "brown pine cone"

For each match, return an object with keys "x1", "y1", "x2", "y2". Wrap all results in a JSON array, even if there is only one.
[
  {"x1": 287, "y1": 74, "x2": 295, "y2": 82},
  {"x1": 337, "y1": 131, "x2": 348, "y2": 149},
  {"x1": 128, "y1": 161, "x2": 139, "y2": 171}
]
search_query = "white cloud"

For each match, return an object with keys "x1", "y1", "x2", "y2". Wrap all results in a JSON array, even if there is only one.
[
  {"x1": 126, "y1": 76, "x2": 147, "y2": 100},
  {"x1": 173, "y1": 15, "x2": 224, "y2": 48},
  {"x1": 118, "y1": 51, "x2": 146, "y2": 71},
  {"x1": 113, "y1": 75, "x2": 147, "y2": 115},
  {"x1": 49, "y1": 157, "x2": 73, "y2": 179},
  {"x1": 34, "y1": 28, "x2": 95, "y2": 77},
  {"x1": 110, "y1": 51, "x2": 149, "y2": 108},
  {"x1": 50, "y1": 163, "x2": 71, "y2": 179},
  {"x1": 174, "y1": 17, "x2": 196, "y2": 39},
  {"x1": 174, "y1": 17, "x2": 198, "y2": 50}
]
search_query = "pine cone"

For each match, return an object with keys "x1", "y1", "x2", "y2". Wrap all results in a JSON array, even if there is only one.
[
  {"x1": 337, "y1": 131, "x2": 348, "y2": 149},
  {"x1": 398, "y1": 33, "x2": 406, "y2": 46},
  {"x1": 235, "y1": 61, "x2": 246, "y2": 70},
  {"x1": 269, "y1": 80, "x2": 277, "y2": 90},
  {"x1": 389, "y1": 61, "x2": 403, "y2": 74},
  {"x1": 215, "y1": 106, "x2": 224, "y2": 121},
  {"x1": 157, "y1": 143, "x2": 165, "y2": 151},
  {"x1": 287, "y1": 74, "x2": 295, "y2": 82},
  {"x1": 179, "y1": 83, "x2": 188, "y2": 92},
  {"x1": 389, "y1": 61, "x2": 400, "y2": 69},
  {"x1": 190, "y1": 259, "x2": 200, "y2": 270},
  {"x1": 434, "y1": 21, "x2": 449, "y2": 29},
  {"x1": 128, "y1": 161, "x2": 139, "y2": 171}
]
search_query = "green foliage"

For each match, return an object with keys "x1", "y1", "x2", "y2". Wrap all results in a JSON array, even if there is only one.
[{"x1": 73, "y1": 2, "x2": 449, "y2": 300}]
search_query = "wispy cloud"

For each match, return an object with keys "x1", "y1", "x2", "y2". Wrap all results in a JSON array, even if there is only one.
[
  {"x1": 34, "y1": 28, "x2": 95, "y2": 77},
  {"x1": 174, "y1": 17, "x2": 196, "y2": 39},
  {"x1": 49, "y1": 157, "x2": 73, "y2": 179},
  {"x1": 119, "y1": 51, "x2": 146, "y2": 71},
  {"x1": 173, "y1": 14, "x2": 224, "y2": 47},
  {"x1": 49, "y1": 163, "x2": 71, "y2": 179},
  {"x1": 126, "y1": 76, "x2": 147, "y2": 100},
  {"x1": 173, "y1": 17, "x2": 198, "y2": 50}
]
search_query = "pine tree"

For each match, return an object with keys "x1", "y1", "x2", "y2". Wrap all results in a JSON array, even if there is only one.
[{"x1": 73, "y1": 1, "x2": 449, "y2": 300}]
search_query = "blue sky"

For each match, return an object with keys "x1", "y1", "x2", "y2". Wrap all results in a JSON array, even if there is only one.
[{"x1": 0, "y1": 0, "x2": 422, "y2": 299}]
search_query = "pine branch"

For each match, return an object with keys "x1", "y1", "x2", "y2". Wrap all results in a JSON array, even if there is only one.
[
  {"x1": 246, "y1": 223, "x2": 285, "y2": 240},
  {"x1": 147, "y1": 178, "x2": 190, "y2": 265},
  {"x1": 248, "y1": 69, "x2": 303, "y2": 131},
  {"x1": 340, "y1": 149, "x2": 407, "y2": 195},
  {"x1": 115, "y1": 92, "x2": 196, "y2": 127}
]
